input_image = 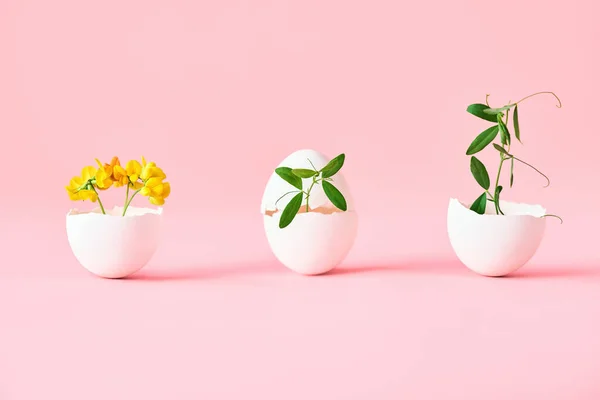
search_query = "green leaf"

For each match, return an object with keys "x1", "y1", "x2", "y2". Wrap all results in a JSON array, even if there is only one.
[
  {"x1": 498, "y1": 114, "x2": 511, "y2": 145},
  {"x1": 494, "y1": 186, "x2": 504, "y2": 215},
  {"x1": 466, "y1": 125, "x2": 499, "y2": 155},
  {"x1": 279, "y1": 192, "x2": 303, "y2": 228},
  {"x1": 513, "y1": 104, "x2": 521, "y2": 143},
  {"x1": 322, "y1": 181, "x2": 347, "y2": 211},
  {"x1": 469, "y1": 192, "x2": 487, "y2": 215},
  {"x1": 510, "y1": 158, "x2": 514, "y2": 188},
  {"x1": 320, "y1": 154, "x2": 345, "y2": 178},
  {"x1": 470, "y1": 156, "x2": 490, "y2": 190},
  {"x1": 275, "y1": 167, "x2": 302, "y2": 190},
  {"x1": 483, "y1": 104, "x2": 515, "y2": 115},
  {"x1": 467, "y1": 103, "x2": 501, "y2": 122},
  {"x1": 492, "y1": 143, "x2": 511, "y2": 156},
  {"x1": 292, "y1": 168, "x2": 317, "y2": 178}
]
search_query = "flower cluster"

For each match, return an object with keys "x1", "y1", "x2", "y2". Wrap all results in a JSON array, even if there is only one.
[{"x1": 66, "y1": 156, "x2": 171, "y2": 215}]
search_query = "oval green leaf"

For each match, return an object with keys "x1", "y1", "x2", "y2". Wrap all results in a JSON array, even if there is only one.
[
  {"x1": 275, "y1": 167, "x2": 302, "y2": 190},
  {"x1": 279, "y1": 192, "x2": 303, "y2": 228},
  {"x1": 469, "y1": 192, "x2": 487, "y2": 215},
  {"x1": 470, "y1": 156, "x2": 490, "y2": 190},
  {"x1": 321, "y1": 154, "x2": 345, "y2": 178},
  {"x1": 322, "y1": 181, "x2": 347, "y2": 211},
  {"x1": 466, "y1": 125, "x2": 499, "y2": 155},
  {"x1": 467, "y1": 103, "x2": 500, "y2": 122},
  {"x1": 292, "y1": 168, "x2": 317, "y2": 178},
  {"x1": 497, "y1": 114, "x2": 511, "y2": 145},
  {"x1": 492, "y1": 143, "x2": 511, "y2": 156},
  {"x1": 510, "y1": 158, "x2": 514, "y2": 187},
  {"x1": 513, "y1": 104, "x2": 521, "y2": 143}
]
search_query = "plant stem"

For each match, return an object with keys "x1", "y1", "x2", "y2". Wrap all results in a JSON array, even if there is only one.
[
  {"x1": 122, "y1": 188, "x2": 141, "y2": 216},
  {"x1": 515, "y1": 91, "x2": 562, "y2": 108},
  {"x1": 90, "y1": 186, "x2": 106, "y2": 215},
  {"x1": 304, "y1": 176, "x2": 318, "y2": 212},
  {"x1": 512, "y1": 156, "x2": 551, "y2": 187},
  {"x1": 493, "y1": 155, "x2": 506, "y2": 215},
  {"x1": 124, "y1": 184, "x2": 130, "y2": 209}
]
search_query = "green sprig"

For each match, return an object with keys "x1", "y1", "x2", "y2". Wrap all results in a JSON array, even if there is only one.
[
  {"x1": 274, "y1": 154, "x2": 348, "y2": 228},
  {"x1": 465, "y1": 92, "x2": 562, "y2": 219}
]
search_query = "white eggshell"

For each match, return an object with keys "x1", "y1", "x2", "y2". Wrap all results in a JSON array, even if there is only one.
[
  {"x1": 262, "y1": 149, "x2": 357, "y2": 275},
  {"x1": 261, "y1": 149, "x2": 354, "y2": 213},
  {"x1": 66, "y1": 206, "x2": 162, "y2": 278},
  {"x1": 447, "y1": 198, "x2": 546, "y2": 277},
  {"x1": 264, "y1": 210, "x2": 358, "y2": 275}
]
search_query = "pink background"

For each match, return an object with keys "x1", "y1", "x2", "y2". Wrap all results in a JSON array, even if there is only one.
[{"x1": 1, "y1": 0, "x2": 599, "y2": 398}]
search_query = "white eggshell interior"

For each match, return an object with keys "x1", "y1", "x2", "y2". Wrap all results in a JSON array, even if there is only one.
[
  {"x1": 66, "y1": 206, "x2": 162, "y2": 278},
  {"x1": 260, "y1": 149, "x2": 354, "y2": 213},
  {"x1": 447, "y1": 198, "x2": 546, "y2": 277},
  {"x1": 264, "y1": 209, "x2": 358, "y2": 275}
]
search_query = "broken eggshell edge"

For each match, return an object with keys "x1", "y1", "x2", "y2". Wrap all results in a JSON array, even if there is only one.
[
  {"x1": 66, "y1": 206, "x2": 163, "y2": 278},
  {"x1": 262, "y1": 149, "x2": 357, "y2": 275},
  {"x1": 447, "y1": 198, "x2": 546, "y2": 277}
]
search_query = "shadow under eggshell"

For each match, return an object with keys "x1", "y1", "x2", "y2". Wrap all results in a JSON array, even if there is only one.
[
  {"x1": 447, "y1": 198, "x2": 546, "y2": 276},
  {"x1": 66, "y1": 206, "x2": 163, "y2": 278}
]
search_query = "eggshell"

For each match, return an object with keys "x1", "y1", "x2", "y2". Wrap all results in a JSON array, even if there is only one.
[
  {"x1": 261, "y1": 149, "x2": 354, "y2": 213},
  {"x1": 66, "y1": 206, "x2": 162, "y2": 278},
  {"x1": 264, "y1": 210, "x2": 358, "y2": 275},
  {"x1": 447, "y1": 198, "x2": 546, "y2": 277},
  {"x1": 262, "y1": 149, "x2": 357, "y2": 275}
]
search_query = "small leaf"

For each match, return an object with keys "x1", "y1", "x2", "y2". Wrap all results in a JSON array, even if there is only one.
[
  {"x1": 467, "y1": 104, "x2": 501, "y2": 122},
  {"x1": 492, "y1": 143, "x2": 511, "y2": 156},
  {"x1": 322, "y1": 181, "x2": 347, "y2": 211},
  {"x1": 292, "y1": 168, "x2": 317, "y2": 178},
  {"x1": 320, "y1": 154, "x2": 345, "y2": 178},
  {"x1": 513, "y1": 104, "x2": 521, "y2": 143},
  {"x1": 510, "y1": 158, "x2": 514, "y2": 187},
  {"x1": 275, "y1": 167, "x2": 302, "y2": 190},
  {"x1": 483, "y1": 104, "x2": 516, "y2": 115},
  {"x1": 498, "y1": 114, "x2": 511, "y2": 145},
  {"x1": 469, "y1": 192, "x2": 487, "y2": 215},
  {"x1": 494, "y1": 186, "x2": 504, "y2": 215},
  {"x1": 466, "y1": 125, "x2": 499, "y2": 155},
  {"x1": 470, "y1": 156, "x2": 490, "y2": 190},
  {"x1": 279, "y1": 192, "x2": 303, "y2": 228}
]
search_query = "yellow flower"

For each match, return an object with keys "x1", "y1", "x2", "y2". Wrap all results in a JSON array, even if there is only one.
[
  {"x1": 112, "y1": 164, "x2": 129, "y2": 187},
  {"x1": 125, "y1": 159, "x2": 143, "y2": 189},
  {"x1": 140, "y1": 156, "x2": 167, "y2": 181},
  {"x1": 94, "y1": 159, "x2": 114, "y2": 190},
  {"x1": 140, "y1": 178, "x2": 171, "y2": 206},
  {"x1": 65, "y1": 166, "x2": 98, "y2": 202}
]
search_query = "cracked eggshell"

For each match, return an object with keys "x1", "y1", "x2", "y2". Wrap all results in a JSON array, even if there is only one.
[
  {"x1": 66, "y1": 206, "x2": 162, "y2": 278},
  {"x1": 262, "y1": 149, "x2": 357, "y2": 275},
  {"x1": 447, "y1": 198, "x2": 546, "y2": 277},
  {"x1": 260, "y1": 149, "x2": 354, "y2": 213}
]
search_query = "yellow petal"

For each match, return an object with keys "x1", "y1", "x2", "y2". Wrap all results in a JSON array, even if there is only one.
[
  {"x1": 140, "y1": 187, "x2": 151, "y2": 196},
  {"x1": 149, "y1": 196, "x2": 165, "y2": 206},
  {"x1": 162, "y1": 182, "x2": 171, "y2": 198},
  {"x1": 133, "y1": 181, "x2": 144, "y2": 190},
  {"x1": 141, "y1": 156, "x2": 147, "y2": 167},
  {"x1": 110, "y1": 156, "x2": 121, "y2": 167},
  {"x1": 81, "y1": 166, "x2": 97, "y2": 181}
]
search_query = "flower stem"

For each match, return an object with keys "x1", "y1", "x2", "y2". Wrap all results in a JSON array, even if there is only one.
[
  {"x1": 90, "y1": 186, "x2": 106, "y2": 215},
  {"x1": 122, "y1": 188, "x2": 141, "y2": 216},
  {"x1": 304, "y1": 176, "x2": 318, "y2": 212}
]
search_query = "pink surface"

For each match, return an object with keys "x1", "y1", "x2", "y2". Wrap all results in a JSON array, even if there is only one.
[{"x1": 1, "y1": 0, "x2": 600, "y2": 398}]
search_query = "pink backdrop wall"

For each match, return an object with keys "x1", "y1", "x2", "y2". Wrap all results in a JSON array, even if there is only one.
[
  {"x1": 1, "y1": 0, "x2": 599, "y2": 398},
  {"x1": 2, "y1": 0, "x2": 599, "y2": 272}
]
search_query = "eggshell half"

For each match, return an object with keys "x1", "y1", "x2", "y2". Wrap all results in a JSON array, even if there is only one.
[
  {"x1": 264, "y1": 210, "x2": 358, "y2": 275},
  {"x1": 261, "y1": 149, "x2": 354, "y2": 213},
  {"x1": 66, "y1": 206, "x2": 162, "y2": 278},
  {"x1": 447, "y1": 198, "x2": 546, "y2": 277}
]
